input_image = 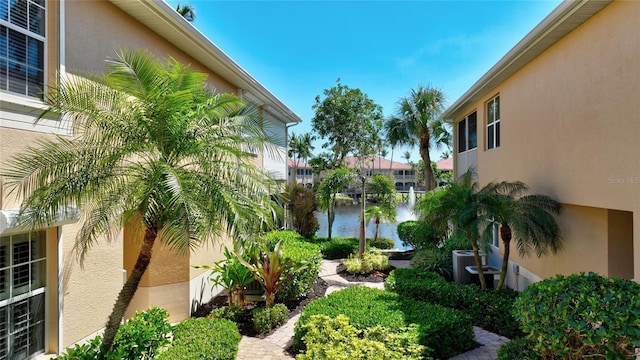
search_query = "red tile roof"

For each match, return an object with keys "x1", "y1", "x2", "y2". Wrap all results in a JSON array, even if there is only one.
[
  {"x1": 436, "y1": 157, "x2": 453, "y2": 171},
  {"x1": 342, "y1": 156, "x2": 412, "y2": 170}
]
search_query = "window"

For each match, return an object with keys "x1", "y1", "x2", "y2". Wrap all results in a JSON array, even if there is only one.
[
  {"x1": 0, "y1": 0, "x2": 46, "y2": 98},
  {"x1": 487, "y1": 96, "x2": 500, "y2": 149},
  {"x1": 491, "y1": 222, "x2": 500, "y2": 248},
  {"x1": 0, "y1": 231, "x2": 46, "y2": 360},
  {"x1": 457, "y1": 111, "x2": 477, "y2": 153}
]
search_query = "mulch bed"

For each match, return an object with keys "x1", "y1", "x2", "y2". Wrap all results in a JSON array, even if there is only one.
[{"x1": 192, "y1": 262, "x2": 392, "y2": 337}]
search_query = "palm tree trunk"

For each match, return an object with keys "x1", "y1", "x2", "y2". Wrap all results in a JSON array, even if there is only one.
[
  {"x1": 328, "y1": 199, "x2": 335, "y2": 241},
  {"x1": 419, "y1": 132, "x2": 435, "y2": 191},
  {"x1": 469, "y1": 235, "x2": 486, "y2": 289},
  {"x1": 374, "y1": 219, "x2": 380, "y2": 242},
  {"x1": 496, "y1": 224, "x2": 512, "y2": 291},
  {"x1": 100, "y1": 228, "x2": 156, "y2": 355}
]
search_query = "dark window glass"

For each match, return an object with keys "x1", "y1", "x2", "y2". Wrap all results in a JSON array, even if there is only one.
[
  {"x1": 488, "y1": 124, "x2": 495, "y2": 150},
  {"x1": 458, "y1": 119, "x2": 466, "y2": 153},
  {"x1": 495, "y1": 122, "x2": 500, "y2": 148},
  {"x1": 468, "y1": 112, "x2": 477, "y2": 149}
]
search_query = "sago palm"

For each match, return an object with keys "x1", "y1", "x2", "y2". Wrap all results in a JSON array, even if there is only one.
[
  {"x1": 480, "y1": 181, "x2": 562, "y2": 291},
  {"x1": 2, "y1": 49, "x2": 278, "y2": 355}
]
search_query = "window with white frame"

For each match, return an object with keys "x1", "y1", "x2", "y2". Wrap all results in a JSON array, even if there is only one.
[
  {"x1": 0, "y1": 0, "x2": 46, "y2": 98},
  {"x1": 457, "y1": 111, "x2": 477, "y2": 153},
  {"x1": 491, "y1": 222, "x2": 500, "y2": 248},
  {"x1": 487, "y1": 96, "x2": 500, "y2": 149},
  {"x1": 0, "y1": 231, "x2": 46, "y2": 360}
]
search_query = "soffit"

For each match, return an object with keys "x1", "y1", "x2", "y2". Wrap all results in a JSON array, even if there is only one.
[
  {"x1": 442, "y1": 0, "x2": 612, "y2": 121},
  {"x1": 107, "y1": 0, "x2": 301, "y2": 125}
]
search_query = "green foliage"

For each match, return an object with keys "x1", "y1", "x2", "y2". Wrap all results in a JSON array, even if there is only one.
[
  {"x1": 343, "y1": 249, "x2": 389, "y2": 274},
  {"x1": 311, "y1": 236, "x2": 394, "y2": 260},
  {"x1": 514, "y1": 272, "x2": 640, "y2": 359},
  {"x1": 497, "y1": 337, "x2": 540, "y2": 360},
  {"x1": 208, "y1": 305, "x2": 247, "y2": 323},
  {"x1": 312, "y1": 79, "x2": 384, "y2": 164},
  {"x1": 285, "y1": 184, "x2": 319, "y2": 238},
  {"x1": 196, "y1": 248, "x2": 254, "y2": 307},
  {"x1": 156, "y1": 317, "x2": 240, "y2": 360},
  {"x1": 266, "y1": 230, "x2": 322, "y2": 301},
  {"x1": 396, "y1": 220, "x2": 443, "y2": 250},
  {"x1": 410, "y1": 234, "x2": 471, "y2": 280},
  {"x1": 297, "y1": 314, "x2": 428, "y2": 360},
  {"x1": 369, "y1": 237, "x2": 395, "y2": 250},
  {"x1": 386, "y1": 268, "x2": 522, "y2": 338},
  {"x1": 294, "y1": 286, "x2": 474, "y2": 359},
  {"x1": 252, "y1": 303, "x2": 289, "y2": 334},
  {"x1": 55, "y1": 307, "x2": 171, "y2": 360}
]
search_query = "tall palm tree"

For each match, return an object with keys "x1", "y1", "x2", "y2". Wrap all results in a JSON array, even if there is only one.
[
  {"x1": 2, "y1": 49, "x2": 277, "y2": 354},
  {"x1": 386, "y1": 86, "x2": 450, "y2": 191},
  {"x1": 385, "y1": 116, "x2": 407, "y2": 173},
  {"x1": 175, "y1": 3, "x2": 196, "y2": 22},
  {"x1": 365, "y1": 205, "x2": 396, "y2": 242},
  {"x1": 480, "y1": 181, "x2": 562, "y2": 291},
  {"x1": 288, "y1": 132, "x2": 302, "y2": 184},
  {"x1": 416, "y1": 170, "x2": 495, "y2": 288}
]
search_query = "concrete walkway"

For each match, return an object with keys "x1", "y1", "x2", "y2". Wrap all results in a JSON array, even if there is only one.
[{"x1": 236, "y1": 259, "x2": 509, "y2": 360}]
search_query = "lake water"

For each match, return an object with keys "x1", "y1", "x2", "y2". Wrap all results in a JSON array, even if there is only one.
[{"x1": 315, "y1": 203, "x2": 417, "y2": 250}]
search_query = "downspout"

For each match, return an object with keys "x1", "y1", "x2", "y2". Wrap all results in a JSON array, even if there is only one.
[
  {"x1": 284, "y1": 122, "x2": 298, "y2": 229},
  {"x1": 57, "y1": 0, "x2": 66, "y2": 353}
]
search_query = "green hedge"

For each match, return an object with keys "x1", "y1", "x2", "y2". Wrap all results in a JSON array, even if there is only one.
[
  {"x1": 157, "y1": 317, "x2": 240, "y2": 360},
  {"x1": 252, "y1": 304, "x2": 289, "y2": 334},
  {"x1": 396, "y1": 220, "x2": 442, "y2": 249},
  {"x1": 294, "y1": 286, "x2": 474, "y2": 359},
  {"x1": 266, "y1": 230, "x2": 322, "y2": 301},
  {"x1": 385, "y1": 268, "x2": 522, "y2": 338},
  {"x1": 311, "y1": 236, "x2": 394, "y2": 260},
  {"x1": 514, "y1": 272, "x2": 640, "y2": 359},
  {"x1": 497, "y1": 337, "x2": 540, "y2": 360}
]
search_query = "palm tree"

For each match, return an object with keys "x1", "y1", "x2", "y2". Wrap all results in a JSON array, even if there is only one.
[
  {"x1": 365, "y1": 205, "x2": 396, "y2": 242},
  {"x1": 480, "y1": 181, "x2": 562, "y2": 290},
  {"x1": 415, "y1": 170, "x2": 494, "y2": 288},
  {"x1": 386, "y1": 86, "x2": 450, "y2": 191},
  {"x1": 2, "y1": 49, "x2": 277, "y2": 355},
  {"x1": 385, "y1": 116, "x2": 407, "y2": 173},
  {"x1": 288, "y1": 132, "x2": 302, "y2": 185},
  {"x1": 176, "y1": 3, "x2": 196, "y2": 22},
  {"x1": 316, "y1": 167, "x2": 354, "y2": 241}
]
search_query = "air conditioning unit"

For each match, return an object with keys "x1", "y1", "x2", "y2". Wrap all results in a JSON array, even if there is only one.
[{"x1": 452, "y1": 250, "x2": 485, "y2": 284}]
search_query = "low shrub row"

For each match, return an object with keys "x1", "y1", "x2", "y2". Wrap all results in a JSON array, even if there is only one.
[
  {"x1": 156, "y1": 317, "x2": 240, "y2": 360},
  {"x1": 252, "y1": 304, "x2": 289, "y2": 334},
  {"x1": 297, "y1": 314, "x2": 427, "y2": 360},
  {"x1": 343, "y1": 249, "x2": 390, "y2": 274},
  {"x1": 311, "y1": 236, "x2": 395, "y2": 259},
  {"x1": 294, "y1": 286, "x2": 474, "y2": 359},
  {"x1": 385, "y1": 268, "x2": 522, "y2": 338}
]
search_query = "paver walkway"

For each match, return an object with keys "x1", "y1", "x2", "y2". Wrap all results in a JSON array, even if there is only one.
[{"x1": 235, "y1": 259, "x2": 509, "y2": 360}]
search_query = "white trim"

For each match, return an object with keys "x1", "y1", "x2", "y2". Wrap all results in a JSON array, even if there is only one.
[
  {"x1": 56, "y1": 226, "x2": 63, "y2": 355},
  {"x1": 0, "y1": 206, "x2": 80, "y2": 235}
]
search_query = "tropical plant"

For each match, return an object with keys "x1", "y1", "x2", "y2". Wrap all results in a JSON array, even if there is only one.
[
  {"x1": 196, "y1": 248, "x2": 254, "y2": 308},
  {"x1": 415, "y1": 170, "x2": 494, "y2": 288},
  {"x1": 316, "y1": 167, "x2": 354, "y2": 241},
  {"x1": 285, "y1": 184, "x2": 319, "y2": 238},
  {"x1": 238, "y1": 239, "x2": 308, "y2": 307},
  {"x1": 175, "y1": 3, "x2": 196, "y2": 22},
  {"x1": 385, "y1": 86, "x2": 450, "y2": 190},
  {"x1": 2, "y1": 49, "x2": 278, "y2": 354},
  {"x1": 365, "y1": 206, "x2": 395, "y2": 242},
  {"x1": 479, "y1": 181, "x2": 562, "y2": 290}
]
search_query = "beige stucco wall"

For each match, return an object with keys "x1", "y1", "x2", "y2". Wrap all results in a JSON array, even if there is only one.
[
  {"x1": 64, "y1": 0, "x2": 236, "y2": 95},
  {"x1": 453, "y1": 1, "x2": 640, "y2": 281}
]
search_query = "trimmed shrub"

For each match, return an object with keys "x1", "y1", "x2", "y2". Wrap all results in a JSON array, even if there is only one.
[
  {"x1": 266, "y1": 230, "x2": 322, "y2": 301},
  {"x1": 514, "y1": 272, "x2": 640, "y2": 359},
  {"x1": 311, "y1": 236, "x2": 394, "y2": 259},
  {"x1": 497, "y1": 337, "x2": 540, "y2": 360},
  {"x1": 396, "y1": 220, "x2": 442, "y2": 249},
  {"x1": 208, "y1": 305, "x2": 246, "y2": 323},
  {"x1": 294, "y1": 286, "x2": 474, "y2": 359},
  {"x1": 54, "y1": 307, "x2": 171, "y2": 360},
  {"x1": 252, "y1": 303, "x2": 289, "y2": 334},
  {"x1": 368, "y1": 236, "x2": 395, "y2": 250},
  {"x1": 297, "y1": 314, "x2": 428, "y2": 360},
  {"x1": 157, "y1": 317, "x2": 240, "y2": 360},
  {"x1": 343, "y1": 249, "x2": 390, "y2": 274},
  {"x1": 386, "y1": 268, "x2": 522, "y2": 338}
]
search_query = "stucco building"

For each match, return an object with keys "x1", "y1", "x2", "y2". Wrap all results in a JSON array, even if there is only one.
[
  {"x1": 445, "y1": 0, "x2": 639, "y2": 289},
  {"x1": 0, "y1": 1, "x2": 299, "y2": 358}
]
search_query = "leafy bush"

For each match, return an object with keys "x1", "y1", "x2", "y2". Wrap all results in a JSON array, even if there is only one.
[
  {"x1": 386, "y1": 268, "x2": 522, "y2": 338},
  {"x1": 311, "y1": 236, "x2": 393, "y2": 259},
  {"x1": 294, "y1": 286, "x2": 474, "y2": 359},
  {"x1": 396, "y1": 220, "x2": 442, "y2": 250},
  {"x1": 208, "y1": 305, "x2": 247, "y2": 323},
  {"x1": 286, "y1": 184, "x2": 319, "y2": 238},
  {"x1": 55, "y1": 307, "x2": 171, "y2": 360},
  {"x1": 368, "y1": 236, "x2": 395, "y2": 250},
  {"x1": 267, "y1": 230, "x2": 322, "y2": 301},
  {"x1": 297, "y1": 314, "x2": 428, "y2": 360},
  {"x1": 157, "y1": 317, "x2": 240, "y2": 360},
  {"x1": 252, "y1": 303, "x2": 289, "y2": 334},
  {"x1": 343, "y1": 249, "x2": 390, "y2": 274},
  {"x1": 410, "y1": 233, "x2": 472, "y2": 281},
  {"x1": 514, "y1": 272, "x2": 640, "y2": 359},
  {"x1": 196, "y1": 247, "x2": 254, "y2": 307},
  {"x1": 497, "y1": 337, "x2": 540, "y2": 360}
]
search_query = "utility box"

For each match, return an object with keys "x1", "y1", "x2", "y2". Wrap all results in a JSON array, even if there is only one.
[{"x1": 452, "y1": 250, "x2": 485, "y2": 284}]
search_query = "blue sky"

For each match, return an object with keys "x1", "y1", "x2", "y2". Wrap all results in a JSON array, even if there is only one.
[{"x1": 167, "y1": 0, "x2": 561, "y2": 162}]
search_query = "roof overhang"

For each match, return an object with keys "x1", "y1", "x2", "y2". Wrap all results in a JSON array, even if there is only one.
[
  {"x1": 442, "y1": 0, "x2": 611, "y2": 121},
  {"x1": 0, "y1": 206, "x2": 81, "y2": 235},
  {"x1": 107, "y1": 0, "x2": 301, "y2": 125}
]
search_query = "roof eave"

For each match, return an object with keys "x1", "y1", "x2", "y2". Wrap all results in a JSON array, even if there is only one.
[
  {"x1": 442, "y1": 0, "x2": 611, "y2": 121},
  {"x1": 108, "y1": 0, "x2": 301, "y2": 125}
]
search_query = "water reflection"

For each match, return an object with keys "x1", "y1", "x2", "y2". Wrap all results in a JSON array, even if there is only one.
[{"x1": 315, "y1": 204, "x2": 417, "y2": 250}]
